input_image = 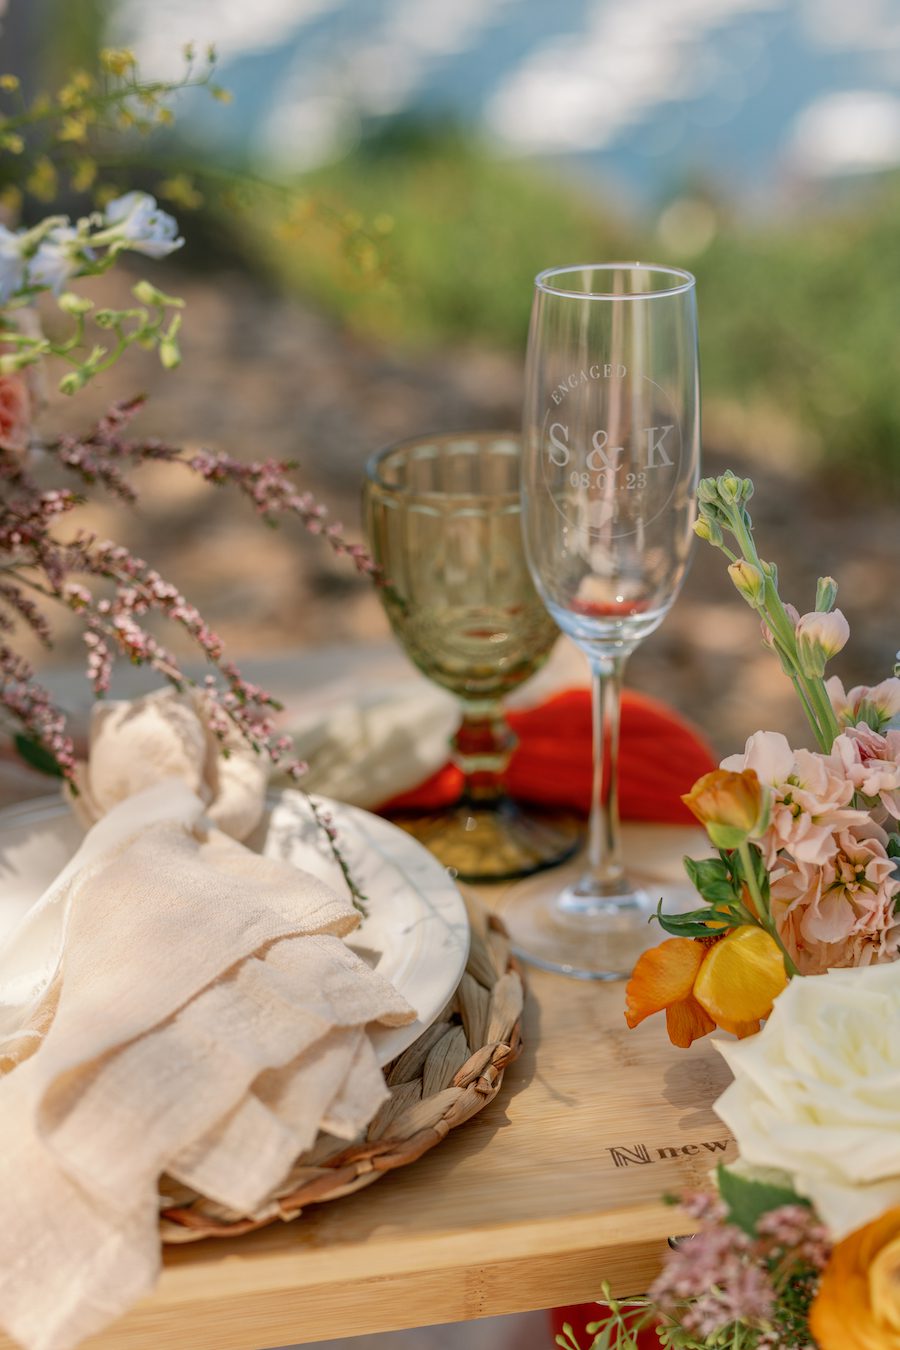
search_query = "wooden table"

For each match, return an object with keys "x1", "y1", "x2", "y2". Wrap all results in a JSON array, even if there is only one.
[{"x1": 0, "y1": 653, "x2": 736, "y2": 1349}]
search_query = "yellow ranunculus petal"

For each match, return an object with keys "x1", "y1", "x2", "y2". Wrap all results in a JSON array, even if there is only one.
[{"x1": 693, "y1": 925, "x2": 788, "y2": 1027}]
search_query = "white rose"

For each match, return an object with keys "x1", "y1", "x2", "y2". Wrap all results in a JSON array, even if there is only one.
[{"x1": 713, "y1": 962, "x2": 900, "y2": 1239}]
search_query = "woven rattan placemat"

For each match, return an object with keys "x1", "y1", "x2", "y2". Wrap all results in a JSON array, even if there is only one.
[{"x1": 159, "y1": 892, "x2": 525, "y2": 1241}]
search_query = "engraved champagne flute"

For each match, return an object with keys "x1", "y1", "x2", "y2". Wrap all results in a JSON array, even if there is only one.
[{"x1": 500, "y1": 263, "x2": 700, "y2": 979}]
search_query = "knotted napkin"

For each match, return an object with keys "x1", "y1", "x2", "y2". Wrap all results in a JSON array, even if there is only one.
[{"x1": 0, "y1": 692, "x2": 414, "y2": 1350}]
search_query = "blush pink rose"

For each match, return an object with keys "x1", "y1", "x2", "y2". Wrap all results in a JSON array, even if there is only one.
[{"x1": 0, "y1": 370, "x2": 32, "y2": 457}]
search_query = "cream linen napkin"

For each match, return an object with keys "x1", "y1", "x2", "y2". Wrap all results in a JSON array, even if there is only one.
[
  {"x1": 0, "y1": 697, "x2": 415, "y2": 1350},
  {"x1": 286, "y1": 684, "x2": 457, "y2": 809}
]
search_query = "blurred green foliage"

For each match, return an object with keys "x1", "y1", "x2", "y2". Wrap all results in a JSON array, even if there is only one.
[
  {"x1": 246, "y1": 121, "x2": 623, "y2": 348},
  {"x1": 241, "y1": 123, "x2": 900, "y2": 483},
  {"x1": 688, "y1": 189, "x2": 900, "y2": 481}
]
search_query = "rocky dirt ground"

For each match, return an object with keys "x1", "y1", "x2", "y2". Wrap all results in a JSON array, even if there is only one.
[{"x1": 31, "y1": 264, "x2": 900, "y2": 758}]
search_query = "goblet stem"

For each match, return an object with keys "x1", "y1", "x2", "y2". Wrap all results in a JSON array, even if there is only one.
[{"x1": 452, "y1": 698, "x2": 516, "y2": 805}]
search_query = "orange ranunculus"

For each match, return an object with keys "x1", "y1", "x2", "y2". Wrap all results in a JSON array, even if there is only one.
[
  {"x1": 682, "y1": 767, "x2": 768, "y2": 849},
  {"x1": 811, "y1": 1208, "x2": 900, "y2": 1350},
  {"x1": 624, "y1": 926, "x2": 788, "y2": 1048}
]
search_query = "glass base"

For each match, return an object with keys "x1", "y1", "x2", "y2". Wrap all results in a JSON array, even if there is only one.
[
  {"x1": 496, "y1": 864, "x2": 694, "y2": 980},
  {"x1": 383, "y1": 799, "x2": 583, "y2": 883}
]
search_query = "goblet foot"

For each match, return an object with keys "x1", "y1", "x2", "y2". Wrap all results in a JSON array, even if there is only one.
[
  {"x1": 384, "y1": 798, "x2": 582, "y2": 884},
  {"x1": 496, "y1": 866, "x2": 688, "y2": 980}
]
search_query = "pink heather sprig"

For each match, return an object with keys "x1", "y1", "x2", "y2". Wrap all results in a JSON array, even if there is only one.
[
  {"x1": 187, "y1": 446, "x2": 379, "y2": 578},
  {"x1": 0, "y1": 643, "x2": 75, "y2": 777},
  {"x1": 0, "y1": 401, "x2": 374, "y2": 910},
  {"x1": 42, "y1": 399, "x2": 379, "y2": 579},
  {"x1": 0, "y1": 581, "x2": 53, "y2": 647}
]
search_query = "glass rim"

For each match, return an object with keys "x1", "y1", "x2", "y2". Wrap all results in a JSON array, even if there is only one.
[
  {"x1": 534, "y1": 262, "x2": 696, "y2": 301},
  {"x1": 365, "y1": 429, "x2": 521, "y2": 502}
]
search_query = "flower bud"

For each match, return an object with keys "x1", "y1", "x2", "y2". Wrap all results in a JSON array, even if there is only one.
[
  {"x1": 796, "y1": 608, "x2": 850, "y2": 678},
  {"x1": 693, "y1": 515, "x2": 723, "y2": 546},
  {"x1": 698, "y1": 476, "x2": 720, "y2": 505},
  {"x1": 718, "y1": 470, "x2": 743, "y2": 503},
  {"x1": 682, "y1": 768, "x2": 770, "y2": 849},
  {"x1": 815, "y1": 576, "x2": 838, "y2": 612},
  {"x1": 159, "y1": 337, "x2": 181, "y2": 369},
  {"x1": 58, "y1": 370, "x2": 86, "y2": 396},
  {"x1": 728, "y1": 560, "x2": 767, "y2": 610},
  {"x1": 57, "y1": 292, "x2": 92, "y2": 316}
]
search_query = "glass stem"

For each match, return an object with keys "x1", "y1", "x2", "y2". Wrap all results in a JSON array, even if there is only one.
[
  {"x1": 451, "y1": 698, "x2": 516, "y2": 806},
  {"x1": 585, "y1": 653, "x2": 628, "y2": 891}
]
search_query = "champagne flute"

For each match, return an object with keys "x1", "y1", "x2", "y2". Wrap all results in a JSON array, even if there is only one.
[
  {"x1": 364, "y1": 431, "x2": 582, "y2": 882},
  {"x1": 500, "y1": 263, "x2": 700, "y2": 979}
]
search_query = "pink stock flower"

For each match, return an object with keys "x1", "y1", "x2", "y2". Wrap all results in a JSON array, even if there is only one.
[
  {"x1": 827, "y1": 676, "x2": 900, "y2": 731},
  {"x1": 721, "y1": 731, "x2": 867, "y2": 867},
  {"x1": 771, "y1": 827, "x2": 900, "y2": 974},
  {"x1": 798, "y1": 607, "x2": 847, "y2": 658},
  {"x1": 0, "y1": 370, "x2": 31, "y2": 458},
  {"x1": 832, "y1": 725, "x2": 900, "y2": 821}
]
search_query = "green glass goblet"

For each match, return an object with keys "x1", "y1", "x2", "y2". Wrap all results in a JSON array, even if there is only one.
[{"x1": 363, "y1": 431, "x2": 582, "y2": 882}]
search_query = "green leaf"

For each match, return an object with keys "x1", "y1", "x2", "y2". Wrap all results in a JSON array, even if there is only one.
[
  {"x1": 684, "y1": 855, "x2": 740, "y2": 906},
  {"x1": 14, "y1": 734, "x2": 64, "y2": 778},
  {"x1": 654, "y1": 898, "x2": 739, "y2": 939},
  {"x1": 656, "y1": 913, "x2": 721, "y2": 939},
  {"x1": 717, "y1": 1163, "x2": 808, "y2": 1236}
]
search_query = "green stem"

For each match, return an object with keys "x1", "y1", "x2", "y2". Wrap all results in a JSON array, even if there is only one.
[
  {"x1": 727, "y1": 506, "x2": 842, "y2": 751},
  {"x1": 737, "y1": 840, "x2": 799, "y2": 978}
]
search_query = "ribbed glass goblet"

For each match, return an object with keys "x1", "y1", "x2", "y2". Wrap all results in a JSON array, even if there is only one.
[{"x1": 364, "y1": 431, "x2": 582, "y2": 882}]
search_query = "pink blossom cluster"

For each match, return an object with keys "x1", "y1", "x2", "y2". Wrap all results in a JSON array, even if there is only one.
[
  {"x1": 649, "y1": 1196, "x2": 830, "y2": 1341},
  {"x1": 722, "y1": 677, "x2": 900, "y2": 974}
]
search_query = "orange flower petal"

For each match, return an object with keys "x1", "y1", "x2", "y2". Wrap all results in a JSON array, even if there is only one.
[
  {"x1": 625, "y1": 938, "x2": 707, "y2": 1029},
  {"x1": 811, "y1": 1208, "x2": 900, "y2": 1350},
  {"x1": 693, "y1": 925, "x2": 788, "y2": 1028},
  {"x1": 665, "y1": 996, "x2": 716, "y2": 1048},
  {"x1": 714, "y1": 1015, "x2": 761, "y2": 1039}
]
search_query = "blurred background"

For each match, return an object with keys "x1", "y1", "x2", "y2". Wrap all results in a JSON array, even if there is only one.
[{"x1": 2, "y1": 0, "x2": 900, "y2": 753}]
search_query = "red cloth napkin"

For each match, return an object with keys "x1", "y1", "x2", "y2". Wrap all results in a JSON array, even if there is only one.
[{"x1": 381, "y1": 688, "x2": 715, "y2": 825}]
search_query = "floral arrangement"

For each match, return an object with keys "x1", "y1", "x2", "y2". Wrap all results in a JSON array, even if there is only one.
[
  {"x1": 0, "y1": 47, "x2": 375, "y2": 900},
  {"x1": 574, "y1": 471, "x2": 900, "y2": 1348}
]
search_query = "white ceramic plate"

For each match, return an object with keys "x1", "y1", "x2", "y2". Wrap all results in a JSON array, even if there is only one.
[{"x1": 0, "y1": 790, "x2": 471, "y2": 1065}]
